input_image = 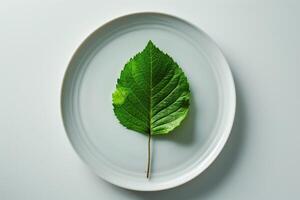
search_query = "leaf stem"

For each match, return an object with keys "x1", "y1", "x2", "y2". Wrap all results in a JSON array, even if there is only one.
[{"x1": 146, "y1": 132, "x2": 151, "y2": 179}]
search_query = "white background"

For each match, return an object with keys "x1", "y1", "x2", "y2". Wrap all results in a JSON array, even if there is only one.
[{"x1": 1, "y1": 0, "x2": 299, "y2": 199}]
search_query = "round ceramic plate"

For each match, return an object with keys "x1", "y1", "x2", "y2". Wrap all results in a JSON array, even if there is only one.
[{"x1": 61, "y1": 12, "x2": 236, "y2": 191}]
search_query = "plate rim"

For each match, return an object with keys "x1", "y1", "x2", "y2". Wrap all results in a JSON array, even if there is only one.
[{"x1": 60, "y1": 11, "x2": 236, "y2": 191}]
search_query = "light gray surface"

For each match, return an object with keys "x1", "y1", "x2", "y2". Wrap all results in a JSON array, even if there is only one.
[{"x1": 0, "y1": 0, "x2": 299, "y2": 199}]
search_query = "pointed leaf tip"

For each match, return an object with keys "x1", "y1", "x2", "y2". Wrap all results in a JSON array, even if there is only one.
[{"x1": 146, "y1": 40, "x2": 155, "y2": 47}]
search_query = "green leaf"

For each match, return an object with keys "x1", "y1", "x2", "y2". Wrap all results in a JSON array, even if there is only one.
[
  {"x1": 112, "y1": 40, "x2": 190, "y2": 178},
  {"x1": 112, "y1": 40, "x2": 190, "y2": 135}
]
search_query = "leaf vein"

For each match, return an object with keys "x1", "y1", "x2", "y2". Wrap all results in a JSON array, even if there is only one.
[
  {"x1": 152, "y1": 105, "x2": 183, "y2": 126},
  {"x1": 152, "y1": 93, "x2": 185, "y2": 120},
  {"x1": 153, "y1": 75, "x2": 181, "y2": 109},
  {"x1": 118, "y1": 106, "x2": 149, "y2": 128}
]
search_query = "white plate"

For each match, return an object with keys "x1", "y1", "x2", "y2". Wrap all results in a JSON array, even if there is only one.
[{"x1": 61, "y1": 12, "x2": 236, "y2": 191}]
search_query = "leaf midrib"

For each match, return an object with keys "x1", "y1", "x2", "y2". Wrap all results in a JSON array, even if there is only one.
[{"x1": 149, "y1": 45, "x2": 153, "y2": 134}]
